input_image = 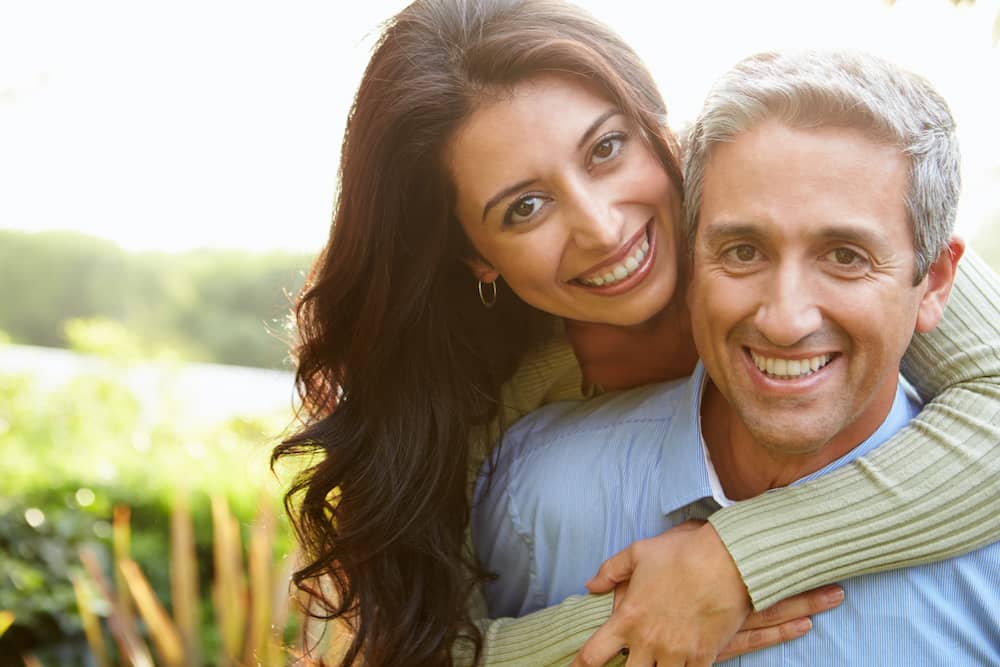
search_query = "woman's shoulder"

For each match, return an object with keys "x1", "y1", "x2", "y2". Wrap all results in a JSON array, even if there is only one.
[{"x1": 500, "y1": 324, "x2": 594, "y2": 420}]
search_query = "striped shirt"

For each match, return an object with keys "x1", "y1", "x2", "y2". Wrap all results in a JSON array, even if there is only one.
[{"x1": 472, "y1": 363, "x2": 1000, "y2": 665}]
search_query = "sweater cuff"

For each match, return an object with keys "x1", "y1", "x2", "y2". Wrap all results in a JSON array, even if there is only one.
[{"x1": 459, "y1": 593, "x2": 613, "y2": 666}]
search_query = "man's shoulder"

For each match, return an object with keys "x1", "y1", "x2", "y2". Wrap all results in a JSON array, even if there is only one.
[{"x1": 496, "y1": 376, "x2": 692, "y2": 466}]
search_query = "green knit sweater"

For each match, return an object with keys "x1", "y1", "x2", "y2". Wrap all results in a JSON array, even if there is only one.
[{"x1": 458, "y1": 250, "x2": 1000, "y2": 666}]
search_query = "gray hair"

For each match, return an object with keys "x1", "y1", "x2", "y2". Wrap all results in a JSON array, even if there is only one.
[{"x1": 683, "y1": 49, "x2": 960, "y2": 282}]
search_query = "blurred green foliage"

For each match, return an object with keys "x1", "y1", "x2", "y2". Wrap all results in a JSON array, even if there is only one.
[
  {"x1": 973, "y1": 219, "x2": 1000, "y2": 273},
  {"x1": 0, "y1": 328, "x2": 298, "y2": 664},
  {"x1": 0, "y1": 229, "x2": 314, "y2": 369}
]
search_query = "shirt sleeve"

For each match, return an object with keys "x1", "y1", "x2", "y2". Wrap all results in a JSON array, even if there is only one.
[{"x1": 709, "y1": 249, "x2": 1000, "y2": 610}]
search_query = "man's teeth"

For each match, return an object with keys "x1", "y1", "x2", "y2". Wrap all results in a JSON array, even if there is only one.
[
  {"x1": 750, "y1": 351, "x2": 832, "y2": 378},
  {"x1": 579, "y1": 237, "x2": 650, "y2": 287}
]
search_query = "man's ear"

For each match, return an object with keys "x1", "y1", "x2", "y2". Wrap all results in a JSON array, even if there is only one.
[
  {"x1": 915, "y1": 236, "x2": 965, "y2": 334},
  {"x1": 463, "y1": 256, "x2": 500, "y2": 283}
]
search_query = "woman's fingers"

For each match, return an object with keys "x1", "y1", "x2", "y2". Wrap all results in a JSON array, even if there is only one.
[
  {"x1": 585, "y1": 546, "x2": 636, "y2": 594},
  {"x1": 717, "y1": 617, "x2": 813, "y2": 662},
  {"x1": 586, "y1": 521, "x2": 701, "y2": 594},
  {"x1": 575, "y1": 584, "x2": 844, "y2": 666},
  {"x1": 712, "y1": 584, "x2": 843, "y2": 660},
  {"x1": 569, "y1": 619, "x2": 625, "y2": 667},
  {"x1": 576, "y1": 545, "x2": 844, "y2": 666},
  {"x1": 574, "y1": 522, "x2": 751, "y2": 666},
  {"x1": 623, "y1": 646, "x2": 656, "y2": 667},
  {"x1": 740, "y1": 584, "x2": 844, "y2": 630}
]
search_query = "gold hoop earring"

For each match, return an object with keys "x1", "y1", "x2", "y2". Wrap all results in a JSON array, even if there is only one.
[{"x1": 478, "y1": 279, "x2": 497, "y2": 309}]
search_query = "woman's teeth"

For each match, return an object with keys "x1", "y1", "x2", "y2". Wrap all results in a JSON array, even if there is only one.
[
  {"x1": 750, "y1": 351, "x2": 832, "y2": 379},
  {"x1": 579, "y1": 237, "x2": 650, "y2": 287}
]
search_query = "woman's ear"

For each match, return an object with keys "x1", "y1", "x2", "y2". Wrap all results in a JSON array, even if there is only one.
[{"x1": 463, "y1": 257, "x2": 500, "y2": 283}]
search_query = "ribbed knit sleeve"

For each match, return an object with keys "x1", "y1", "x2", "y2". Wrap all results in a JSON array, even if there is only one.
[
  {"x1": 454, "y1": 593, "x2": 617, "y2": 667},
  {"x1": 709, "y1": 249, "x2": 1000, "y2": 610}
]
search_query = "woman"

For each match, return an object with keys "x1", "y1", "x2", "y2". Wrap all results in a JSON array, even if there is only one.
[{"x1": 273, "y1": 1, "x2": 1000, "y2": 665}]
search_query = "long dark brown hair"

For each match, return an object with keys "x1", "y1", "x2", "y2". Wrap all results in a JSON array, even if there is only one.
[{"x1": 272, "y1": 1, "x2": 683, "y2": 664}]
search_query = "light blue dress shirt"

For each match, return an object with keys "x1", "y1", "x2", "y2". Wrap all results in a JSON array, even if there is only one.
[{"x1": 471, "y1": 363, "x2": 1000, "y2": 666}]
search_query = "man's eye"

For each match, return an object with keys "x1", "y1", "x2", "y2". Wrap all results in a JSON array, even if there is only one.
[
  {"x1": 504, "y1": 195, "x2": 546, "y2": 226},
  {"x1": 591, "y1": 133, "x2": 625, "y2": 164},
  {"x1": 832, "y1": 248, "x2": 860, "y2": 265},
  {"x1": 727, "y1": 244, "x2": 758, "y2": 262}
]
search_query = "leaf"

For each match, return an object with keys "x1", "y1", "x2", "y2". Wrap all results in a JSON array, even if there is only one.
[
  {"x1": 72, "y1": 576, "x2": 112, "y2": 667},
  {"x1": 120, "y1": 559, "x2": 186, "y2": 667},
  {"x1": 211, "y1": 494, "x2": 247, "y2": 665},
  {"x1": 170, "y1": 493, "x2": 202, "y2": 667},
  {"x1": 79, "y1": 547, "x2": 155, "y2": 667}
]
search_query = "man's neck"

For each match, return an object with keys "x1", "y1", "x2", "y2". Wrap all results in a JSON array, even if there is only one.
[{"x1": 700, "y1": 380, "x2": 894, "y2": 501}]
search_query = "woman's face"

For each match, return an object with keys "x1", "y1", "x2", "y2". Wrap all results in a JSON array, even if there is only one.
[{"x1": 447, "y1": 74, "x2": 681, "y2": 326}]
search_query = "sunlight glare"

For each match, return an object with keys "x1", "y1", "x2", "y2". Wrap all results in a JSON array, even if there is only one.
[{"x1": 1, "y1": 0, "x2": 997, "y2": 251}]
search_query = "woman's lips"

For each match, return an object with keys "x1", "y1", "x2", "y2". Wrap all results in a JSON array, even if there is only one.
[{"x1": 572, "y1": 220, "x2": 657, "y2": 294}]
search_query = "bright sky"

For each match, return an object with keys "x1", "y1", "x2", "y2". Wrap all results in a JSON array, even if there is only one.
[{"x1": 1, "y1": 0, "x2": 998, "y2": 253}]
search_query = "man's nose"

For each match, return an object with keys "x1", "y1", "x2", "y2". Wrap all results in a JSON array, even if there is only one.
[{"x1": 753, "y1": 264, "x2": 823, "y2": 346}]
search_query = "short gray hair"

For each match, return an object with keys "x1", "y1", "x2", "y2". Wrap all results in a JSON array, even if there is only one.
[{"x1": 683, "y1": 49, "x2": 960, "y2": 282}]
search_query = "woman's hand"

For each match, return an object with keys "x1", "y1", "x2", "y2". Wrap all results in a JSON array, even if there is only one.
[{"x1": 570, "y1": 521, "x2": 844, "y2": 667}]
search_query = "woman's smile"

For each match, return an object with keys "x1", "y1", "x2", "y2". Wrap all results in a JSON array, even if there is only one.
[
  {"x1": 572, "y1": 220, "x2": 657, "y2": 294},
  {"x1": 448, "y1": 74, "x2": 681, "y2": 326}
]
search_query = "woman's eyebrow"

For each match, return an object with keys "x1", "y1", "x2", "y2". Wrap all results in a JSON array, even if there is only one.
[
  {"x1": 482, "y1": 178, "x2": 537, "y2": 222},
  {"x1": 577, "y1": 108, "x2": 622, "y2": 150}
]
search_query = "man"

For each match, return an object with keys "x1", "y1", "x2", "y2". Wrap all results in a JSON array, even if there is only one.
[{"x1": 472, "y1": 50, "x2": 999, "y2": 665}]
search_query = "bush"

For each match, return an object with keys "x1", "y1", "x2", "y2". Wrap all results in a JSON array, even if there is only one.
[{"x1": 0, "y1": 352, "x2": 305, "y2": 664}]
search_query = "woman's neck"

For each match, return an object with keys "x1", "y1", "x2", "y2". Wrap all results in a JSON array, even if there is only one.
[{"x1": 564, "y1": 296, "x2": 698, "y2": 392}]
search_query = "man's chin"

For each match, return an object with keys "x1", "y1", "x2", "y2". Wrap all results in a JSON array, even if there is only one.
[{"x1": 740, "y1": 415, "x2": 838, "y2": 459}]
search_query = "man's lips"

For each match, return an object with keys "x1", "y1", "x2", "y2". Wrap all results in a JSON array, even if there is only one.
[{"x1": 749, "y1": 350, "x2": 836, "y2": 379}]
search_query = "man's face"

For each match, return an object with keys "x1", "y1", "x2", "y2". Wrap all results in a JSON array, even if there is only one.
[{"x1": 689, "y1": 119, "x2": 933, "y2": 457}]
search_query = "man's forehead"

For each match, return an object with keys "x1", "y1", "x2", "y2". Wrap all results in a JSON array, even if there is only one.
[{"x1": 695, "y1": 122, "x2": 911, "y2": 240}]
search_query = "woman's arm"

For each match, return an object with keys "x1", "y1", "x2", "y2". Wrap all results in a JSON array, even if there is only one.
[
  {"x1": 454, "y1": 592, "x2": 616, "y2": 667},
  {"x1": 710, "y1": 248, "x2": 1000, "y2": 609},
  {"x1": 458, "y1": 569, "x2": 838, "y2": 667}
]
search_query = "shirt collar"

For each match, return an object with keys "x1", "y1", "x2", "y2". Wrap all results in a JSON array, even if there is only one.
[
  {"x1": 657, "y1": 365, "x2": 922, "y2": 515},
  {"x1": 657, "y1": 363, "x2": 716, "y2": 515}
]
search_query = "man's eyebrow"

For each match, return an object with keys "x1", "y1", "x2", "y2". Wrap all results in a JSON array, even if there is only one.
[
  {"x1": 811, "y1": 224, "x2": 889, "y2": 250},
  {"x1": 698, "y1": 221, "x2": 759, "y2": 244},
  {"x1": 480, "y1": 108, "x2": 623, "y2": 223},
  {"x1": 700, "y1": 220, "x2": 892, "y2": 249}
]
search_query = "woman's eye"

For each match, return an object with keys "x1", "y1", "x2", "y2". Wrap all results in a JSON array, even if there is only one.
[
  {"x1": 591, "y1": 133, "x2": 625, "y2": 165},
  {"x1": 504, "y1": 195, "x2": 546, "y2": 226}
]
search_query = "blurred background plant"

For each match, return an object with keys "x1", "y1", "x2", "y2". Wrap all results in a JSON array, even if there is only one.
[
  {"x1": 0, "y1": 230, "x2": 312, "y2": 369},
  {"x1": 0, "y1": 304, "x2": 321, "y2": 665}
]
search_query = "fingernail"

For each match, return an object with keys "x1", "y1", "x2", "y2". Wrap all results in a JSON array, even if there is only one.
[
  {"x1": 825, "y1": 588, "x2": 845, "y2": 605},
  {"x1": 792, "y1": 618, "x2": 812, "y2": 633}
]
